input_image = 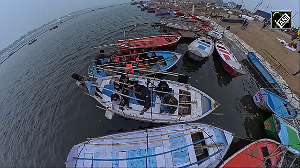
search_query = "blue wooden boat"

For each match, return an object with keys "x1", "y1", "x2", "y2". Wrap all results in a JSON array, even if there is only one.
[
  {"x1": 66, "y1": 123, "x2": 234, "y2": 167},
  {"x1": 248, "y1": 52, "x2": 285, "y2": 97},
  {"x1": 188, "y1": 37, "x2": 214, "y2": 61},
  {"x1": 88, "y1": 51, "x2": 182, "y2": 78},
  {"x1": 264, "y1": 114, "x2": 300, "y2": 155},
  {"x1": 253, "y1": 88, "x2": 298, "y2": 119}
]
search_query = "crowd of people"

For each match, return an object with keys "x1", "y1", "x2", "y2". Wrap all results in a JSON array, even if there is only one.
[
  {"x1": 94, "y1": 49, "x2": 167, "y2": 74},
  {"x1": 72, "y1": 73, "x2": 179, "y2": 115}
]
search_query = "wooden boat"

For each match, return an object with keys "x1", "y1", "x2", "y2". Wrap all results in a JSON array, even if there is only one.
[
  {"x1": 188, "y1": 37, "x2": 214, "y2": 61},
  {"x1": 117, "y1": 35, "x2": 181, "y2": 53},
  {"x1": 253, "y1": 88, "x2": 298, "y2": 119},
  {"x1": 147, "y1": 7, "x2": 155, "y2": 13},
  {"x1": 221, "y1": 18, "x2": 245, "y2": 23},
  {"x1": 264, "y1": 115, "x2": 300, "y2": 155},
  {"x1": 88, "y1": 51, "x2": 182, "y2": 78},
  {"x1": 248, "y1": 52, "x2": 286, "y2": 97},
  {"x1": 215, "y1": 41, "x2": 245, "y2": 77},
  {"x1": 165, "y1": 22, "x2": 202, "y2": 32},
  {"x1": 220, "y1": 139, "x2": 285, "y2": 167},
  {"x1": 85, "y1": 75, "x2": 220, "y2": 123},
  {"x1": 66, "y1": 123, "x2": 234, "y2": 167}
]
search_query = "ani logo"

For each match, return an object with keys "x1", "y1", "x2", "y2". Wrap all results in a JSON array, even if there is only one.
[{"x1": 271, "y1": 11, "x2": 292, "y2": 29}]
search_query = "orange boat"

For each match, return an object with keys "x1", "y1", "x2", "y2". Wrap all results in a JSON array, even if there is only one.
[
  {"x1": 220, "y1": 139, "x2": 285, "y2": 168},
  {"x1": 117, "y1": 35, "x2": 181, "y2": 52}
]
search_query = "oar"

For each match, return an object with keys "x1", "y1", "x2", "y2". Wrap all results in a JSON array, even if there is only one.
[{"x1": 106, "y1": 66, "x2": 186, "y2": 77}]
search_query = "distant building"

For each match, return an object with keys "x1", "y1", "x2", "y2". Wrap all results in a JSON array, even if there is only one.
[{"x1": 255, "y1": 10, "x2": 271, "y2": 20}]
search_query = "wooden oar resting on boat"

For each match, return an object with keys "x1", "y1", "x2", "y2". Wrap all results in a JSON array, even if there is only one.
[
  {"x1": 66, "y1": 123, "x2": 234, "y2": 167},
  {"x1": 83, "y1": 74, "x2": 219, "y2": 123}
]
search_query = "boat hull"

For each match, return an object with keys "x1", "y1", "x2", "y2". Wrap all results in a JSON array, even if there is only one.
[
  {"x1": 188, "y1": 37, "x2": 214, "y2": 61},
  {"x1": 220, "y1": 58, "x2": 245, "y2": 77},
  {"x1": 264, "y1": 115, "x2": 300, "y2": 155},
  {"x1": 117, "y1": 35, "x2": 181, "y2": 53},
  {"x1": 67, "y1": 123, "x2": 234, "y2": 168},
  {"x1": 220, "y1": 139, "x2": 284, "y2": 167},
  {"x1": 253, "y1": 88, "x2": 298, "y2": 119},
  {"x1": 215, "y1": 41, "x2": 245, "y2": 77}
]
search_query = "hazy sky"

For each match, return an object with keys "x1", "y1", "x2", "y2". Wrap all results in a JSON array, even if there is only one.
[
  {"x1": 224, "y1": 0, "x2": 299, "y2": 27},
  {"x1": 0, "y1": 0, "x2": 127, "y2": 50}
]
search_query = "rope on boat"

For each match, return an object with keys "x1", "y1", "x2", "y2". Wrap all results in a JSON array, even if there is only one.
[
  {"x1": 73, "y1": 135, "x2": 213, "y2": 161},
  {"x1": 82, "y1": 129, "x2": 205, "y2": 146},
  {"x1": 87, "y1": 126, "x2": 199, "y2": 140}
]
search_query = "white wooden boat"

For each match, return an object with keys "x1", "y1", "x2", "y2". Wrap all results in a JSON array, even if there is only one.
[
  {"x1": 188, "y1": 37, "x2": 214, "y2": 61},
  {"x1": 66, "y1": 123, "x2": 234, "y2": 167},
  {"x1": 86, "y1": 75, "x2": 220, "y2": 123},
  {"x1": 215, "y1": 41, "x2": 246, "y2": 77}
]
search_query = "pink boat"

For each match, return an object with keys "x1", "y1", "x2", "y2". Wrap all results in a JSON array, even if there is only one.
[{"x1": 215, "y1": 41, "x2": 245, "y2": 77}]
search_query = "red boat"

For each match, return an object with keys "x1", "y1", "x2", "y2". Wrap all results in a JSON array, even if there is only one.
[
  {"x1": 220, "y1": 139, "x2": 285, "y2": 167},
  {"x1": 117, "y1": 35, "x2": 181, "y2": 52},
  {"x1": 215, "y1": 40, "x2": 245, "y2": 77}
]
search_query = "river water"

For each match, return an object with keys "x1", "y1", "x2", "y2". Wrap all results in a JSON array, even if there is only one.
[{"x1": 0, "y1": 4, "x2": 290, "y2": 167}]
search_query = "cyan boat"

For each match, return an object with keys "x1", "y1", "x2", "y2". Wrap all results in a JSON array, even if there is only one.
[
  {"x1": 88, "y1": 51, "x2": 182, "y2": 78},
  {"x1": 248, "y1": 52, "x2": 285, "y2": 97},
  {"x1": 253, "y1": 88, "x2": 298, "y2": 119}
]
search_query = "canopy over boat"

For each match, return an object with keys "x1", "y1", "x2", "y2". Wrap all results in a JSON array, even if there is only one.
[
  {"x1": 188, "y1": 36, "x2": 214, "y2": 61},
  {"x1": 88, "y1": 51, "x2": 182, "y2": 78},
  {"x1": 66, "y1": 123, "x2": 234, "y2": 167},
  {"x1": 84, "y1": 75, "x2": 219, "y2": 123},
  {"x1": 264, "y1": 115, "x2": 300, "y2": 155},
  {"x1": 220, "y1": 139, "x2": 285, "y2": 167},
  {"x1": 253, "y1": 88, "x2": 298, "y2": 119},
  {"x1": 117, "y1": 35, "x2": 181, "y2": 52},
  {"x1": 215, "y1": 41, "x2": 245, "y2": 77}
]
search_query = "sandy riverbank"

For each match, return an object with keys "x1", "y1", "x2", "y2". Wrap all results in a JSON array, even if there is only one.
[{"x1": 181, "y1": 2, "x2": 299, "y2": 95}]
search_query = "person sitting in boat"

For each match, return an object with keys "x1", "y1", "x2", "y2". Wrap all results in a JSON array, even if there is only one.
[
  {"x1": 119, "y1": 74, "x2": 136, "y2": 90},
  {"x1": 71, "y1": 73, "x2": 102, "y2": 98},
  {"x1": 129, "y1": 49, "x2": 138, "y2": 61},
  {"x1": 111, "y1": 93, "x2": 121, "y2": 105},
  {"x1": 94, "y1": 50, "x2": 105, "y2": 65},
  {"x1": 133, "y1": 84, "x2": 151, "y2": 115},
  {"x1": 156, "y1": 81, "x2": 171, "y2": 98},
  {"x1": 150, "y1": 52, "x2": 167, "y2": 66},
  {"x1": 160, "y1": 94, "x2": 178, "y2": 114}
]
